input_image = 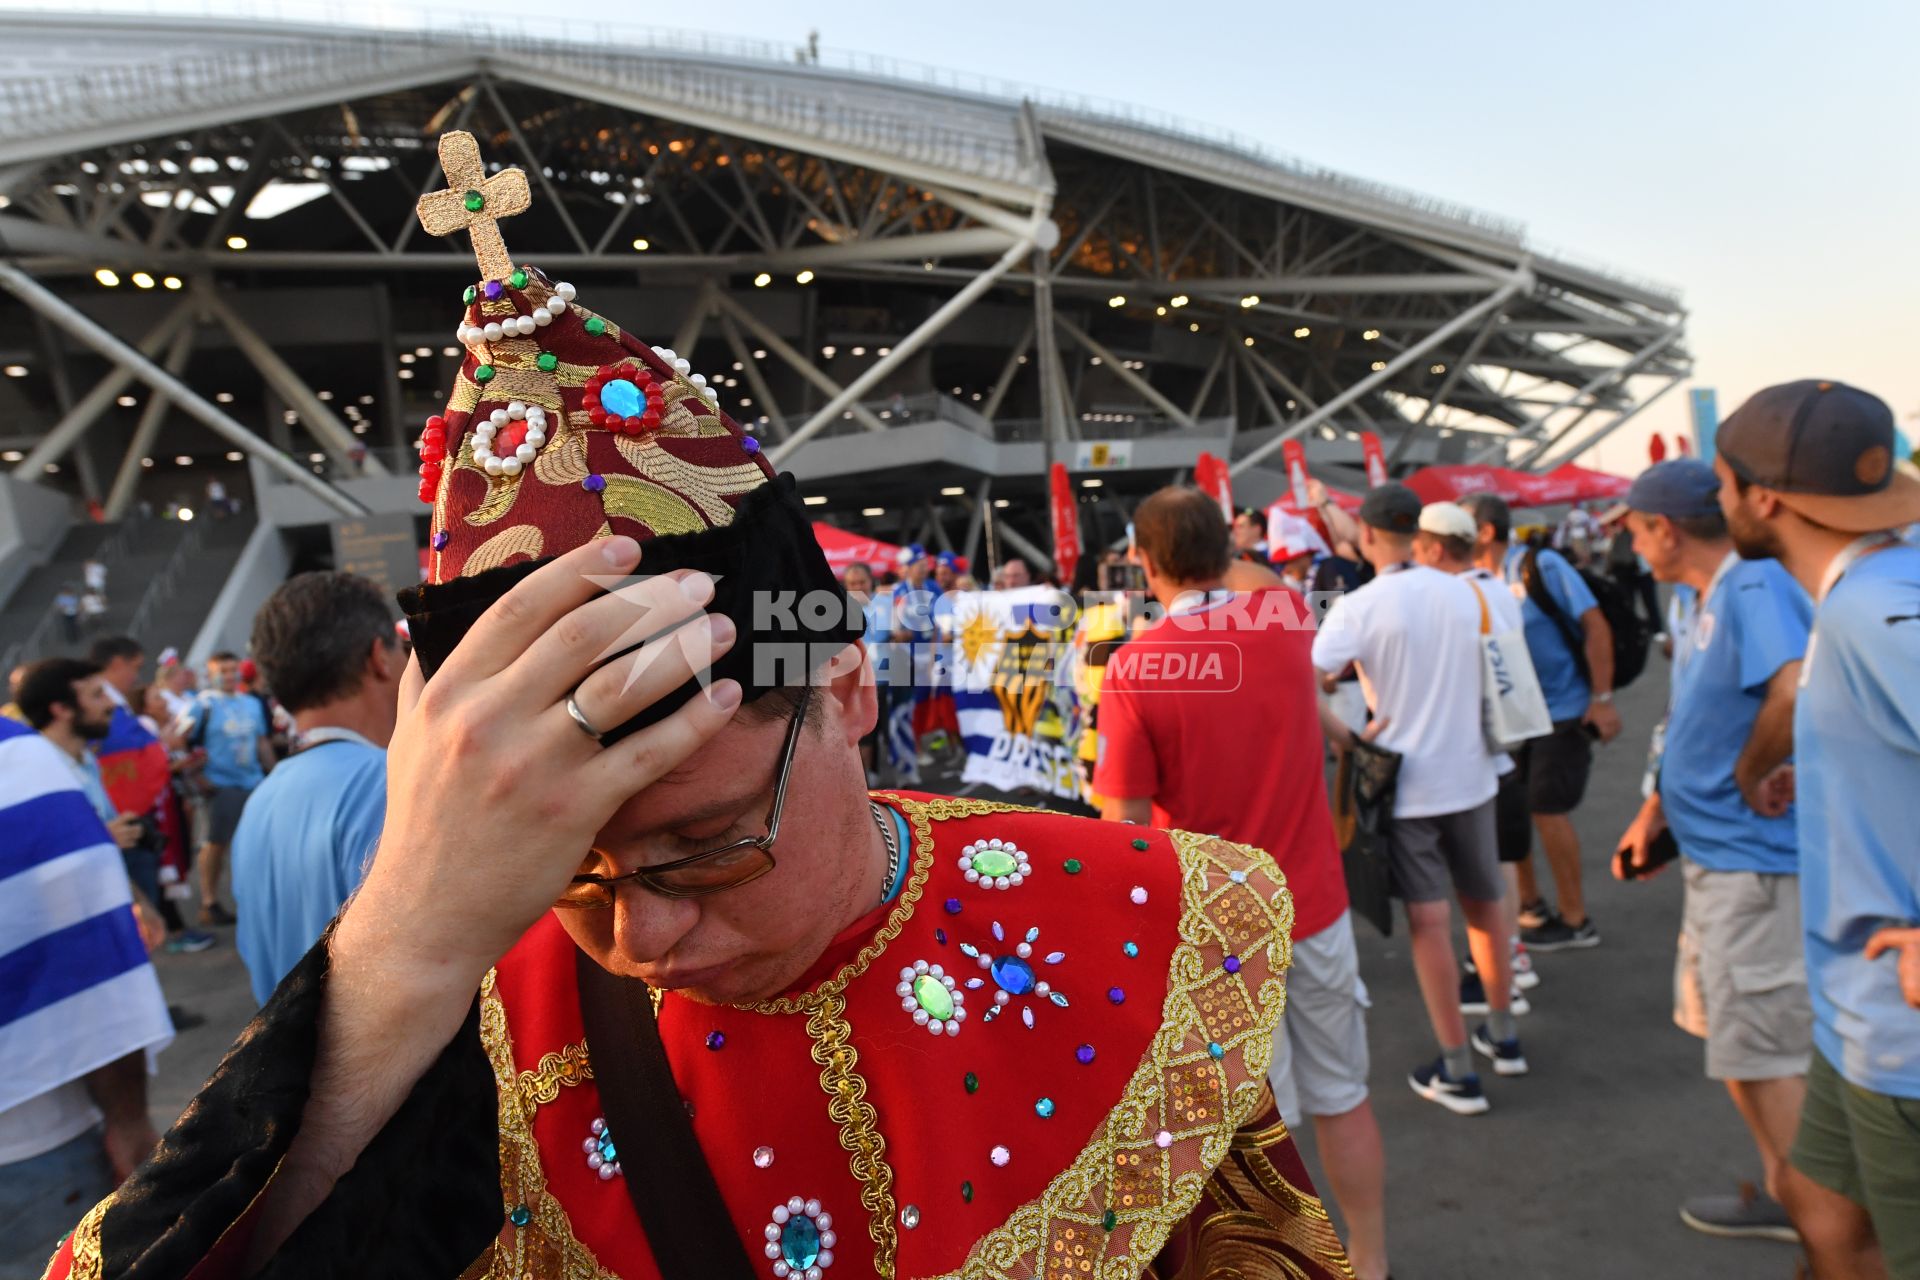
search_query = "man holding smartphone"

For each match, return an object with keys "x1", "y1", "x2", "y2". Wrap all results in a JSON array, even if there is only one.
[{"x1": 1613, "y1": 459, "x2": 1813, "y2": 1244}]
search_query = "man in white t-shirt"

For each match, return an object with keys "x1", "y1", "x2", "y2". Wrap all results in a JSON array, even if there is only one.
[
  {"x1": 1415, "y1": 503, "x2": 1542, "y2": 1008},
  {"x1": 1312, "y1": 483, "x2": 1523, "y2": 1116}
]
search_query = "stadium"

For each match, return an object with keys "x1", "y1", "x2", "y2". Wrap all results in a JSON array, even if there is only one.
[{"x1": 0, "y1": 12, "x2": 1689, "y2": 663}]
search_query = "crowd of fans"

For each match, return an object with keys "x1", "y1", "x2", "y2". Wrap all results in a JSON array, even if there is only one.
[{"x1": 2, "y1": 380, "x2": 1915, "y2": 1279}]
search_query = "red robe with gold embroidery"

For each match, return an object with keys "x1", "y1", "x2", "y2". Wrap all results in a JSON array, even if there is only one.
[{"x1": 43, "y1": 794, "x2": 1351, "y2": 1280}]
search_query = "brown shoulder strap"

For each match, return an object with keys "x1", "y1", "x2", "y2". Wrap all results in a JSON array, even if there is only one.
[{"x1": 574, "y1": 950, "x2": 760, "y2": 1280}]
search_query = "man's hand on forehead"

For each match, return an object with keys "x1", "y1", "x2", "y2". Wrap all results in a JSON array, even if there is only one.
[{"x1": 337, "y1": 536, "x2": 744, "y2": 981}]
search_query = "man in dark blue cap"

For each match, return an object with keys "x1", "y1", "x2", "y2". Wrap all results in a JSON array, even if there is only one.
[
  {"x1": 1714, "y1": 379, "x2": 1920, "y2": 1280},
  {"x1": 1615, "y1": 458, "x2": 1813, "y2": 1244}
]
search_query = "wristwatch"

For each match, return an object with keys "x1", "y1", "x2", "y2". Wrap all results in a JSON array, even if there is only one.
[{"x1": 1593, "y1": 691, "x2": 1613, "y2": 704}]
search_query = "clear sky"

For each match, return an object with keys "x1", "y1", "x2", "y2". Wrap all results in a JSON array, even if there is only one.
[{"x1": 56, "y1": 0, "x2": 1920, "y2": 471}]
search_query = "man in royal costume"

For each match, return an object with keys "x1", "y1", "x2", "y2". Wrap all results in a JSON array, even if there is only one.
[{"x1": 41, "y1": 135, "x2": 1353, "y2": 1280}]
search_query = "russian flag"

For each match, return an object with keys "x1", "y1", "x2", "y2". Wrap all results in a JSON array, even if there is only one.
[
  {"x1": 0, "y1": 717, "x2": 173, "y2": 1115},
  {"x1": 93, "y1": 704, "x2": 172, "y2": 818}
]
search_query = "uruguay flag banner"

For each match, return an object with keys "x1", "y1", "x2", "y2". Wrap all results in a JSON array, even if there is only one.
[
  {"x1": 0, "y1": 717, "x2": 173, "y2": 1116},
  {"x1": 946, "y1": 586, "x2": 1085, "y2": 800}
]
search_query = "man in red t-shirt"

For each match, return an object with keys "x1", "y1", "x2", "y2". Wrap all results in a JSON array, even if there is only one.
[{"x1": 1094, "y1": 486, "x2": 1389, "y2": 1280}]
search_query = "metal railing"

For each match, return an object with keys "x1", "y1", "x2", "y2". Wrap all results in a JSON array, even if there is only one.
[
  {"x1": 123, "y1": 519, "x2": 205, "y2": 644},
  {"x1": 0, "y1": 520, "x2": 136, "y2": 671}
]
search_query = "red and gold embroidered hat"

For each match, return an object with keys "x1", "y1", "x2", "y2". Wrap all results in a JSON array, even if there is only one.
[{"x1": 397, "y1": 132, "x2": 858, "y2": 733}]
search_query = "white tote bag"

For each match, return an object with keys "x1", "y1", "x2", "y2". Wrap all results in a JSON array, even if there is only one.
[{"x1": 1467, "y1": 580, "x2": 1553, "y2": 753}]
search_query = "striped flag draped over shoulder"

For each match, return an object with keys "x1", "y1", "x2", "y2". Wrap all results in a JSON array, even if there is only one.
[{"x1": 0, "y1": 717, "x2": 173, "y2": 1115}]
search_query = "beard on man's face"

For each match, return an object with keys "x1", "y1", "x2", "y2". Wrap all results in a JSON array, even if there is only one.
[
  {"x1": 1725, "y1": 503, "x2": 1783, "y2": 561},
  {"x1": 76, "y1": 711, "x2": 115, "y2": 741}
]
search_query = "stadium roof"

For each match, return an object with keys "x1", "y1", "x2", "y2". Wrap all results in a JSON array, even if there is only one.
[{"x1": 0, "y1": 10, "x2": 1689, "y2": 543}]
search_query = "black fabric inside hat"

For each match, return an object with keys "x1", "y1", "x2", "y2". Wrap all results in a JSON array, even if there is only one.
[{"x1": 397, "y1": 473, "x2": 861, "y2": 745}]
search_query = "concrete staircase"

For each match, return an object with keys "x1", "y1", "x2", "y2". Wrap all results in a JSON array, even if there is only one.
[{"x1": 0, "y1": 514, "x2": 254, "y2": 671}]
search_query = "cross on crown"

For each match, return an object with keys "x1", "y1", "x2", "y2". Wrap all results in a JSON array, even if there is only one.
[{"x1": 416, "y1": 131, "x2": 531, "y2": 283}]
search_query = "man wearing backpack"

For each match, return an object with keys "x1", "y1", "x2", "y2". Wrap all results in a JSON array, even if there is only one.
[{"x1": 1464, "y1": 494, "x2": 1621, "y2": 952}]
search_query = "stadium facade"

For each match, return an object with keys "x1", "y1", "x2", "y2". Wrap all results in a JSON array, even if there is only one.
[{"x1": 0, "y1": 14, "x2": 1688, "y2": 656}]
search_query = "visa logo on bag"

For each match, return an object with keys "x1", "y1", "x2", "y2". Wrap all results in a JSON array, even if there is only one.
[{"x1": 1484, "y1": 637, "x2": 1516, "y2": 698}]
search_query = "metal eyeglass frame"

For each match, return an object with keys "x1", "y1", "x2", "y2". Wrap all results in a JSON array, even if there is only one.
[{"x1": 557, "y1": 693, "x2": 809, "y2": 905}]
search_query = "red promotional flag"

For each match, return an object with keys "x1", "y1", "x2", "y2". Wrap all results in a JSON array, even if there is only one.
[
  {"x1": 1676, "y1": 435, "x2": 1692, "y2": 456},
  {"x1": 1281, "y1": 439, "x2": 1312, "y2": 508},
  {"x1": 1648, "y1": 433, "x2": 1668, "y2": 462},
  {"x1": 1361, "y1": 432, "x2": 1388, "y2": 488},
  {"x1": 1194, "y1": 451, "x2": 1233, "y2": 517},
  {"x1": 809, "y1": 522, "x2": 904, "y2": 574},
  {"x1": 1049, "y1": 462, "x2": 1081, "y2": 588}
]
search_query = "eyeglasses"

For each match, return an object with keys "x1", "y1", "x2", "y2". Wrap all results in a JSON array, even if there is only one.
[{"x1": 555, "y1": 694, "x2": 809, "y2": 907}]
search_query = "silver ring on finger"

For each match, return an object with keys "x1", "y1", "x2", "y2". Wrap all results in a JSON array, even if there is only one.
[{"x1": 565, "y1": 693, "x2": 607, "y2": 746}]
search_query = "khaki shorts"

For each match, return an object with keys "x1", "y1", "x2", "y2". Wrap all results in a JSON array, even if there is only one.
[
  {"x1": 1268, "y1": 913, "x2": 1371, "y2": 1126},
  {"x1": 1791, "y1": 1049, "x2": 1920, "y2": 1278},
  {"x1": 1672, "y1": 860, "x2": 1812, "y2": 1081}
]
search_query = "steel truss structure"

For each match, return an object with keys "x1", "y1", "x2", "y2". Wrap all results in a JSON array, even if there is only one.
[{"x1": 0, "y1": 14, "x2": 1688, "y2": 559}]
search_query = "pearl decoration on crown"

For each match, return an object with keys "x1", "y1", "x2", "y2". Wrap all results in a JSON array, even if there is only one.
[{"x1": 472, "y1": 402, "x2": 549, "y2": 476}]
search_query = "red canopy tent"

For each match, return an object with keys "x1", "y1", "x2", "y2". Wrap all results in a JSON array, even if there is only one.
[
  {"x1": 1535, "y1": 463, "x2": 1631, "y2": 504},
  {"x1": 810, "y1": 522, "x2": 904, "y2": 574}
]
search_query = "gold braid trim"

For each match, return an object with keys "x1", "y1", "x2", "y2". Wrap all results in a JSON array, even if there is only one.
[
  {"x1": 470, "y1": 970, "x2": 620, "y2": 1280},
  {"x1": 931, "y1": 827, "x2": 1299, "y2": 1280},
  {"x1": 1171, "y1": 1149, "x2": 1352, "y2": 1280},
  {"x1": 735, "y1": 795, "x2": 1029, "y2": 1278},
  {"x1": 518, "y1": 1041, "x2": 594, "y2": 1113},
  {"x1": 463, "y1": 525, "x2": 545, "y2": 575},
  {"x1": 740, "y1": 794, "x2": 1027, "y2": 1016},
  {"x1": 44, "y1": 1196, "x2": 108, "y2": 1280},
  {"x1": 805, "y1": 992, "x2": 899, "y2": 1277}
]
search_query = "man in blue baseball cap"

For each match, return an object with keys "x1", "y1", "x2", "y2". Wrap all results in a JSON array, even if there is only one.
[
  {"x1": 1615, "y1": 458, "x2": 1814, "y2": 1244},
  {"x1": 1714, "y1": 379, "x2": 1920, "y2": 1278}
]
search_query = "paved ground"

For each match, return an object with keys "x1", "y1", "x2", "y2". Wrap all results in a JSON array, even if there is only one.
[{"x1": 106, "y1": 660, "x2": 1804, "y2": 1279}]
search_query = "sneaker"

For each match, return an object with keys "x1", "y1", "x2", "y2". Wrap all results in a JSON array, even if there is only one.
[
  {"x1": 199, "y1": 902, "x2": 238, "y2": 927},
  {"x1": 1471, "y1": 1025, "x2": 1530, "y2": 1076},
  {"x1": 163, "y1": 930, "x2": 217, "y2": 954},
  {"x1": 1461, "y1": 986, "x2": 1531, "y2": 1017},
  {"x1": 1407, "y1": 1058, "x2": 1489, "y2": 1116},
  {"x1": 1516, "y1": 897, "x2": 1552, "y2": 930},
  {"x1": 1679, "y1": 1184, "x2": 1799, "y2": 1243},
  {"x1": 1512, "y1": 941, "x2": 1541, "y2": 990},
  {"x1": 1522, "y1": 913, "x2": 1600, "y2": 952}
]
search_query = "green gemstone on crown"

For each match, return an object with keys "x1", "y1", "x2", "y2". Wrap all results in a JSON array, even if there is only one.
[
  {"x1": 584, "y1": 317, "x2": 607, "y2": 336},
  {"x1": 1102, "y1": 1209, "x2": 1117, "y2": 1232},
  {"x1": 462, "y1": 190, "x2": 485, "y2": 213},
  {"x1": 536, "y1": 352, "x2": 558, "y2": 372},
  {"x1": 963, "y1": 1071, "x2": 979, "y2": 1094},
  {"x1": 474, "y1": 364, "x2": 495, "y2": 383},
  {"x1": 912, "y1": 975, "x2": 954, "y2": 1021},
  {"x1": 971, "y1": 849, "x2": 1019, "y2": 878},
  {"x1": 463, "y1": 285, "x2": 477, "y2": 304},
  {"x1": 1063, "y1": 858, "x2": 1082, "y2": 874},
  {"x1": 1131, "y1": 837, "x2": 1149, "y2": 850},
  {"x1": 510, "y1": 268, "x2": 528, "y2": 289},
  {"x1": 961, "y1": 1180, "x2": 973, "y2": 1203}
]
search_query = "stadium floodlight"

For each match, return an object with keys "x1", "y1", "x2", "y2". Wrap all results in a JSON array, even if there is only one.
[
  {"x1": 803, "y1": 495, "x2": 828, "y2": 506},
  {"x1": 3, "y1": 365, "x2": 26, "y2": 377},
  {"x1": 1107, "y1": 295, "x2": 1125, "y2": 308},
  {"x1": 632, "y1": 238, "x2": 650, "y2": 251},
  {"x1": 131, "y1": 272, "x2": 155, "y2": 289},
  {"x1": 753, "y1": 273, "x2": 771, "y2": 287},
  {"x1": 162, "y1": 276, "x2": 182, "y2": 290},
  {"x1": 795, "y1": 270, "x2": 815, "y2": 284},
  {"x1": 1170, "y1": 295, "x2": 1189, "y2": 308},
  {"x1": 1240, "y1": 294, "x2": 1259, "y2": 308},
  {"x1": 940, "y1": 486, "x2": 966, "y2": 496},
  {"x1": 226, "y1": 236, "x2": 248, "y2": 250},
  {"x1": 862, "y1": 506, "x2": 884, "y2": 516},
  {"x1": 94, "y1": 268, "x2": 120, "y2": 287},
  {"x1": 1293, "y1": 327, "x2": 1311, "y2": 338}
]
